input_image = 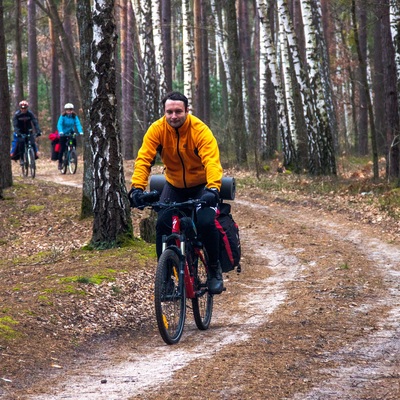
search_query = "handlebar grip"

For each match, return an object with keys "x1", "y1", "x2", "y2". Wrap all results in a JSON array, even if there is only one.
[{"x1": 139, "y1": 190, "x2": 160, "y2": 203}]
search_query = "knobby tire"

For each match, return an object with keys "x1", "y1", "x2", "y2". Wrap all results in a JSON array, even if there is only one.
[
  {"x1": 28, "y1": 148, "x2": 36, "y2": 179},
  {"x1": 68, "y1": 149, "x2": 78, "y2": 174},
  {"x1": 61, "y1": 151, "x2": 68, "y2": 175},
  {"x1": 191, "y1": 248, "x2": 213, "y2": 330},
  {"x1": 154, "y1": 248, "x2": 186, "y2": 345},
  {"x1": 21, "y1": 150, "x2": 28, "y2": 177}
]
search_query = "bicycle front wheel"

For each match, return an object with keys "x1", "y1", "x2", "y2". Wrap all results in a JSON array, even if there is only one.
[
  {"x1": 154, "y1": 248, "x2": 186, "y2": 345},
  {"x1": 68, "y1": 149, "x2": 77, "y2": 174},
  {"x1": 192, "y1": 248, "x2": 213, "y2": 330},
  {"x1": 28, "y1": 148, "x2": 36, "y2": 179},
  {"x1": 61, "y1": 152, "x2": 68, "y2": 175},
  {"x1": 21, "y1": 150, "x2": 28, "y2": 177}
]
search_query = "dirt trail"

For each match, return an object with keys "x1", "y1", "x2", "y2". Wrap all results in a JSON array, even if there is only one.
[{"x1": 5, "y1": 160, "x2": 400, "y2": 399}]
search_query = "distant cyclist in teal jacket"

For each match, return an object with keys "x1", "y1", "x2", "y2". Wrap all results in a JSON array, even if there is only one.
[{"x1": 56, "y1": 103, "x2": 83, "y2": 170}]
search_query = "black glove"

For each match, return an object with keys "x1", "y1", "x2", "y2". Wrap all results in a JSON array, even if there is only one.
[
  {"x1": 128, "y1": 188, "x2": 144, "y2": 208},
  {"x1": 200, "y1": 188, "x2": 219, "y2": 207},
  {"x1": 36, "y1": 131, "x2": 42, "y2": 137}
]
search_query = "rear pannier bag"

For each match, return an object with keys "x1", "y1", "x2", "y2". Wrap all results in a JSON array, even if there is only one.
[{"x1": 216, "y1": 203, "x2": 241, "y2": 272}]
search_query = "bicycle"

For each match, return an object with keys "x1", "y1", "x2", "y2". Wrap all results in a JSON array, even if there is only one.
[
  {"x1": 137, "y1": 175, "x2": 235, "y2": 345},
  {"x1": 20, "y1": 130, "x2": 37, "y2": 179},
  {"x1": 61, "y1": 132, "x2": 78, "y2": 175}
]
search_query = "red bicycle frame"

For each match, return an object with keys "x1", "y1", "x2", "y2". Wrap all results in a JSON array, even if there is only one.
[{"x1": 171, "y1": 214, "x2": 198, "y2": 299}]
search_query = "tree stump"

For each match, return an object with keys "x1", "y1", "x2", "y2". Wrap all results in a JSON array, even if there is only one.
[{"x1": 139, "y1": 210, "x2": 157, "y2": 243}]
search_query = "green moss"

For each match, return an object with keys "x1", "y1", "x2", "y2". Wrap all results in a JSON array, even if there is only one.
[
  {"x1": 8, "y1": 216, "x2": 20, "y2": 228},
  {"x1": 26, "y1": 205, "x2": 45, "y2": 213},
  {"x1": 62, "y1": 285, "x2": 87, "y2": 295},
  {"x1": 37, "y1": 295, "x2": 53, "y2": 306},
  {"x1": 0, "y1": 316, "x2": 20, "y2": 340},
  {"x1": 60, "y1": 272, "x2": 115, "y2": 285}
]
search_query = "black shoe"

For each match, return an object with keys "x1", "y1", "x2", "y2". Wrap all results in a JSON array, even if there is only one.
[
  {"x1": 58, "y1": 162, "x2": 62, "y2": 170},
  {"x1": 208, "y1": 262, "x2": 224, "y2": 294}
]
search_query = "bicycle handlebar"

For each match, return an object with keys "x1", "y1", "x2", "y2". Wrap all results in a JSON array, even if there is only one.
[{"x1": 137, "y1": 190, "x2": 206, "y2": 211}]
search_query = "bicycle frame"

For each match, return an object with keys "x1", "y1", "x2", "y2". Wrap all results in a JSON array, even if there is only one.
[
  {"x1": 64, "y1": 133, "x2": 76, "y2": 158},
  {"x1": 161, "y1": 207, "x2": 209, "y2": 300}
]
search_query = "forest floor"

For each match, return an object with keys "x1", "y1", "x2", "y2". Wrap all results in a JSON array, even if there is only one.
[{"x1": 0, "y1": 156, "x2": 399, "y2": 399}]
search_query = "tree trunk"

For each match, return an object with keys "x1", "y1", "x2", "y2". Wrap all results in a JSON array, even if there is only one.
[
  {"x1": 351, "y1": 0, "x2": 378, "y2": 179},
  {"x1": 239, "y1": 0, "x2": 259, "y2": 172},
  {"x1": 0, "y1": 0, "x2": 12, "y2": 191},
  {"x1": 14, "y1": 0, "x2": 24, "y2": 104},
  {"x1": 142, "y1": 0, "x2": 159, "y2": 126},
  {"x1": 357, "y1": 0, "x2": 368, "y2": 155},
  {"x1": 257, "y1": 0, "x2": 295, "y2": 167},
  {"x1": 90, "y1": 0, "x2": 133, "y2": 248},
  {"x1": 300, "y1": 0, "x2": 336, "y2": 175},
  {"x1": 381, "y1": 0, "x2": 400, "y2": 180},
  {"x1": 50, "y1": 18, "x2": 60, "y2": 132},
  {"x1": 225, "y1": 0, "x2": 247, "y2": 163},
  {"x1": 161, "y1": 0, "x2": 172, "y2": 91},
  {"x1": 76, "y1": 0, "x2": 94, "y2": 218},
  {"x1": 372, "y1": 2, "x2": 385, "y2": 155},
  {"x1": 182, "y1": 0, "x2": 193, "y2": 104},
  {"x1": 28, "y1": 0, "x2": 38, "y2": 115}
]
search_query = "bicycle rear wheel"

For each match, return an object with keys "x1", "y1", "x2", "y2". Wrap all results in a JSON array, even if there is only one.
[
  {"x1": 68, "y1": 149, "x2": 77, "y2": 174},
  {"x1": 154, "y1": 248, "x2": 186, "y2": 345},
  {"x1": 192, "y1": 248, "x2": 213, "y2": 330},
  {"x1": 28, "y1": 148, "x2": 36, "y2": 178}
]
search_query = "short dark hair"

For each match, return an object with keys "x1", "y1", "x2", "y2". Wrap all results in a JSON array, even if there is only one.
[{"x1": 161, "y1": 91, "x2": 188, "y2": 110}]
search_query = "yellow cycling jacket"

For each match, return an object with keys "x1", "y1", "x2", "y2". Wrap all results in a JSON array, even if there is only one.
[{"x1": 131, "y1": 113, "x2": 223, "y2": 191}]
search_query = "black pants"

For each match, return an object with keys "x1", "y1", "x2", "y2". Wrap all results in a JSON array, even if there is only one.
[
  {"x1": 156, "y1": 182, "x2": 220, "y2": 265},
  {"x1": 58, "y1": 136, "x2": 76, "y2": 163}
]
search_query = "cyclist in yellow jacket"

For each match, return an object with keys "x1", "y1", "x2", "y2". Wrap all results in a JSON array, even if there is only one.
[{"x1": 129, "y1": 91, "x2": 224, "y2": 294}]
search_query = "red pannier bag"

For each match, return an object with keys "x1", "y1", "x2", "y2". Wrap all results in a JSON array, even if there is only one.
[
  {"x1": 49, "y1": 131, "x2": 60, "y2": 161},
  {"x1": 216, "y1": 203, "x2": 241, "y2": 273}
]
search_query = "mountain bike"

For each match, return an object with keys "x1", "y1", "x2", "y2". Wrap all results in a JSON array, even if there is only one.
[
  {"x1": 138, "y1": 175, "x2": 236, "y2": 345},
  {"x1": 20, "y1": 130, "x2": 36, "y2": 179},
  {"x1": 61, "y1": 132, "x2": 78, "y2": 175}
]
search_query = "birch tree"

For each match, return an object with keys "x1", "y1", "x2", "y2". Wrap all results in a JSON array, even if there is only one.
[
  {"x1": 278, "y1": 0, "x2": 319, "y2": 172},
  {"x1": 90, "y1": 0, "x2": 132, "y2": 248},
  {"x1": 210, "y1": 0, "x2": 231, "y2": 93},
  {"x1": 257, "y1": 0, "x2": 295, "y2": 168},
  {"x1": 300, "y1": 0, "x2": 336, "y2": 175},
  {"x1": 182, "y1": 0, "x2": 193, "y2": 104}
]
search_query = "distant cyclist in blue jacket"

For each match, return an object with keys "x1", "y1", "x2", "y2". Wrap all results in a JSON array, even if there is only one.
[{"x1": 56, "y1": 103, "x2": 84, "y2": 170}]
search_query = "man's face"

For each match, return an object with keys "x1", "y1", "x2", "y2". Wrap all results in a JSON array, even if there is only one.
[
  {"x1": 20, "y1": 107, "x2": 28, "y2": 113},
  {"x1": 164, "y1": 99, "x2": 188, "y2": 129}
]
